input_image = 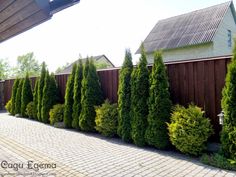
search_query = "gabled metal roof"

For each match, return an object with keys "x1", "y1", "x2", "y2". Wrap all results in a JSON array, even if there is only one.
[
  {"x1": 0, "y1": 0, "x2": 80, "y2": 44},
  {"x1": 137, "y1": 1, "x2": 235, "y2": 53},
  {"x1": 58, "y1": 55, "x2": 115, "y2": 74}
]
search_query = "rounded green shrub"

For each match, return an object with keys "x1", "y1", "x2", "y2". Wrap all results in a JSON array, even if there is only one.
[
  {"x1": 26, "y1": 101, "x2": 34, "y2": 118},
  {"x1": 168, "y1": 104, "x2": 213, "y2": 156},
  {"x1": 95, "y1": 100, "x2": 118, "y2": 137},
  {"x1": 5, "y1": 100, "x2": 12, "y2": 114},
  {"x1": 49, "y1": 104, "x2": 64, "y2": 125}
]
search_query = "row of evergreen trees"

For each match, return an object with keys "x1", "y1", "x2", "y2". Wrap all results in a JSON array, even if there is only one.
[
  {"x1": 63, "y1": 59, "x2": 103, "y2": 131},
  {"x1": 10, "y1": 74, "x2": 33, "y2": 116},
  {"x1": 118, "y1": 46, "x2": 172, "y2": 149},
  {"x1": 10, "y1": 62, "x2": 59, "y2": 123}
]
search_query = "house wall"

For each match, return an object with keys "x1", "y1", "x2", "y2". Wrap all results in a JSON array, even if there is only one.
[
  {"x1": 213, "y1": 8, "x2": 236, "y2": 56},
  {"x1": 147, "y1": 43, "x2": 214, "y2": 63}
]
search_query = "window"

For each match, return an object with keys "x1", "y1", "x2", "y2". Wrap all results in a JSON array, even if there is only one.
[{"x1": 228, "y1": 30, "x2": 232, "y2": 47}]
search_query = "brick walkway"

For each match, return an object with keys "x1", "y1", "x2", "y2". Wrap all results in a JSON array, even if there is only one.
[{"x1": 0, "y1": 112, "x2": 235, "y2": 177}]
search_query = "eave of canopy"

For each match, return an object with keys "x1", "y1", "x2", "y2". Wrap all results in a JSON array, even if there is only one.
[{"x1": 0, "y1": 0, "x2": 80, "y2": 43}]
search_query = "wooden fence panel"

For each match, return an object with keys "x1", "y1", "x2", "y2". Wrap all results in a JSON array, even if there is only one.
[{"x1": 1, "y1": 56, "x2": 232, "y2": 139}]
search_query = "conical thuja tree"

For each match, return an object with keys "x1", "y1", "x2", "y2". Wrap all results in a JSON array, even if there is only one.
[
  {"x1": 72, "y1": 60, "x2": 83, "y2": 129},
  {"x1": 33, "y1": 78, "x2": 39, "y2": 119},
  {"x1": 79, "y1": 59, "x2": 103, "y2": 131},
  {"x1": 11, "y1": 78, "x2": 20, "y2": 115},
  {"x1": 64, "y1": 64, "x2": 77, "y2": 128},
  {"x1": 15, "y1": 79, "x2": 23, "y2": 115},
  {"x1": 41, "y1": 72, "x2": 58, "y2": 123},
  {"x1": 117, "y1": 49, "x2": 133, "y2": 142},
  {"x1": 37, "y1": 62, "x2": 46, "y2": 121},
  {"x1": 21, "y1": 73, "x2": 33, "y2": 117},
  {"x1": 131, "y1": 44, "x2": 149, "y2": 146},
  {"x1": 221, "y1": 40, "x2": 236, "y2": 160},
  {"x1": 145, "y1": 51, "x2": 172, "y2": 149}
]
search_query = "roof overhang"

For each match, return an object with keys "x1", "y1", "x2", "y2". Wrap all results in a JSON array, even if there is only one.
[{"x1": 0, "y1": 0, "x2": 80, "y2": 44}]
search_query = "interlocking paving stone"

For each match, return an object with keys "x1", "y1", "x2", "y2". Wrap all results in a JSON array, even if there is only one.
[{"x1": 0, "y1": 112, "x2": 235, "y2": 177}]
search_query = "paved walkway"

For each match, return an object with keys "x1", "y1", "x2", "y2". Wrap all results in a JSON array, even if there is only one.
[{"x1": 0, "y1": 112, "x2": 235, "y2": 177}]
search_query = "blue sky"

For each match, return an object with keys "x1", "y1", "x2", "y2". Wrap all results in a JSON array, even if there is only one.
[{"x1": 0, "y1": 0, "x2": 233, "y2": 72}]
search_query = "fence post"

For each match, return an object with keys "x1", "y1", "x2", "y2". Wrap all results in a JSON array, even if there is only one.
[{"x1": 0, "y1": 81, "x2": 5, "y2": 110}]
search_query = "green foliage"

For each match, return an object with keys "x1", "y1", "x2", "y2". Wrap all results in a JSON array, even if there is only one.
[
  {"x1": 95, "y1": 100, "x2": 118, "y2": 137},
  {"x1": 41, "y1": 72, "x2": 58, "y2": 123},
  {"x1": 117, "y1": 49, "x2": 133, "y2": 142},
  {"x1": 37, "y1": 62, "x2": 46, "y2": 121},
  {"x1": 145, "y1": 51, "x2": 172, "y2": 149},
  {"x1": 11, "y1": 79, "x2": 20, "y2": 115},
  {"x1": 168, "y1": 104, "x2": 213, "y2": 156},
  {"x1": 49, "y1": 104, "x2": 64, "y2": 125},
  {"x1": 26, "y1": 102, "x2": 34, "y2": 118},
  {"x1": 201, "y1": 153, "x2": 236, "y2": 171},
  {"x1": 13, "y1": 52, "x2": 41, "y2": 77},
  {"x1": 21, "y1": 73, "x2": 33, "y2": 117},
  {"x1": 95, "y1": 61, "x2": 111, "y2": 69},
  {"x1": 5, "y1": 100, "x2": 12, "y2": 114},
  {"x1": 72, "y1": 60, "x2": 83, "y2": 129},
  {"x1": 64, "y1": 64, "x2": 77, "y2": 128},
  {"x1": 130, "y1": 45, "x2": 149, "y2": 146},
  {"x1": 79, "y1": 59, "x2": 103, "y2": 132},
  {"x1": 0, "y1": 58, "x2": 10, "y2": 80},
  {"x1": 15, "y1": 79, "x2": 23, "y2": 115},
  {"x1": 33, "y1": 79, "x2": 39, "y2": 119},
  {"x1": 221, "y1": 42, "x2": 236, "y2": 160}
]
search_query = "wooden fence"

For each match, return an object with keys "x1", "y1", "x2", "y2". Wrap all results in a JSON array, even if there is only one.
[{"x1": 1, "y1": 55, "x2": 232, "y2": 139}]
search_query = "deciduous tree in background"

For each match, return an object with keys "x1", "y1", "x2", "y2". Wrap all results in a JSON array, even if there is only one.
[
  {"x1": 13, "y1": 52, "x2": 41, "y2": 77},
  {"x1": 145, "y1": 51, "x2": 172, "y2": 149},
  {"x1": 0, "y1": 59, "x2": 10, "y2": 80},
  {"x1": 72, "y1": 60, "x2": 83, "y2": 129},
  {"x1": 64, "y1": 64, "x2": 77, "y2": 128},
  {"x1": 131, "y1": 45, "x2": 149, "y2": 146},
  {"x1": 117, "y1": 49, "x2": 133, "y2": 142}
]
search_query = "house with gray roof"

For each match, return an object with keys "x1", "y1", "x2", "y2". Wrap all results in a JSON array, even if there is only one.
[
  {"x1": 137, "y1": 1, "x2": 236, "y2": 63},
  {"x1": 58, "y1": 55, "x2": 115, "y2": 74}
]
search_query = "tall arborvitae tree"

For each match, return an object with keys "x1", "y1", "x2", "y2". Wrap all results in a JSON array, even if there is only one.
[
  {"x1": 15, "y1": 79, "x2": 23, "y2": 115},
  {"x1": 41, "y1": 72, "x2": 58, "y2": 123},
  {"x1": 131, "y1": 45, "x2": 149, "y2": 146},
  {"x1": 221, "y1": 40, "x2": 236, "y2": 160},
  {"x1": 33, "y1": 79, "x2": 39, "y2": 119},
  {"x1": 72, "y1": 60, "x2": 83, "y2": 129},
  {"x1": 21, "y1": 73, "x2": 33, "y2": 117},
  {"x1": 64, "y1": 64, "x2": 77, "y2": 128},
  {"x1": 79, "y1": 59, "x2": 103, "y2": 131},
  {"x1": 117, "y1": 49, "x2": 133, "y2": 142},
  {"x1": 37, "y1": 62, "x2": 46, "y2": 121},
  {"x1": 11, "y1": 78, "x2": 20, "y2": 115},
  {"x1": 145, "y1": 51, "x2": 172, "y2": 149}
]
